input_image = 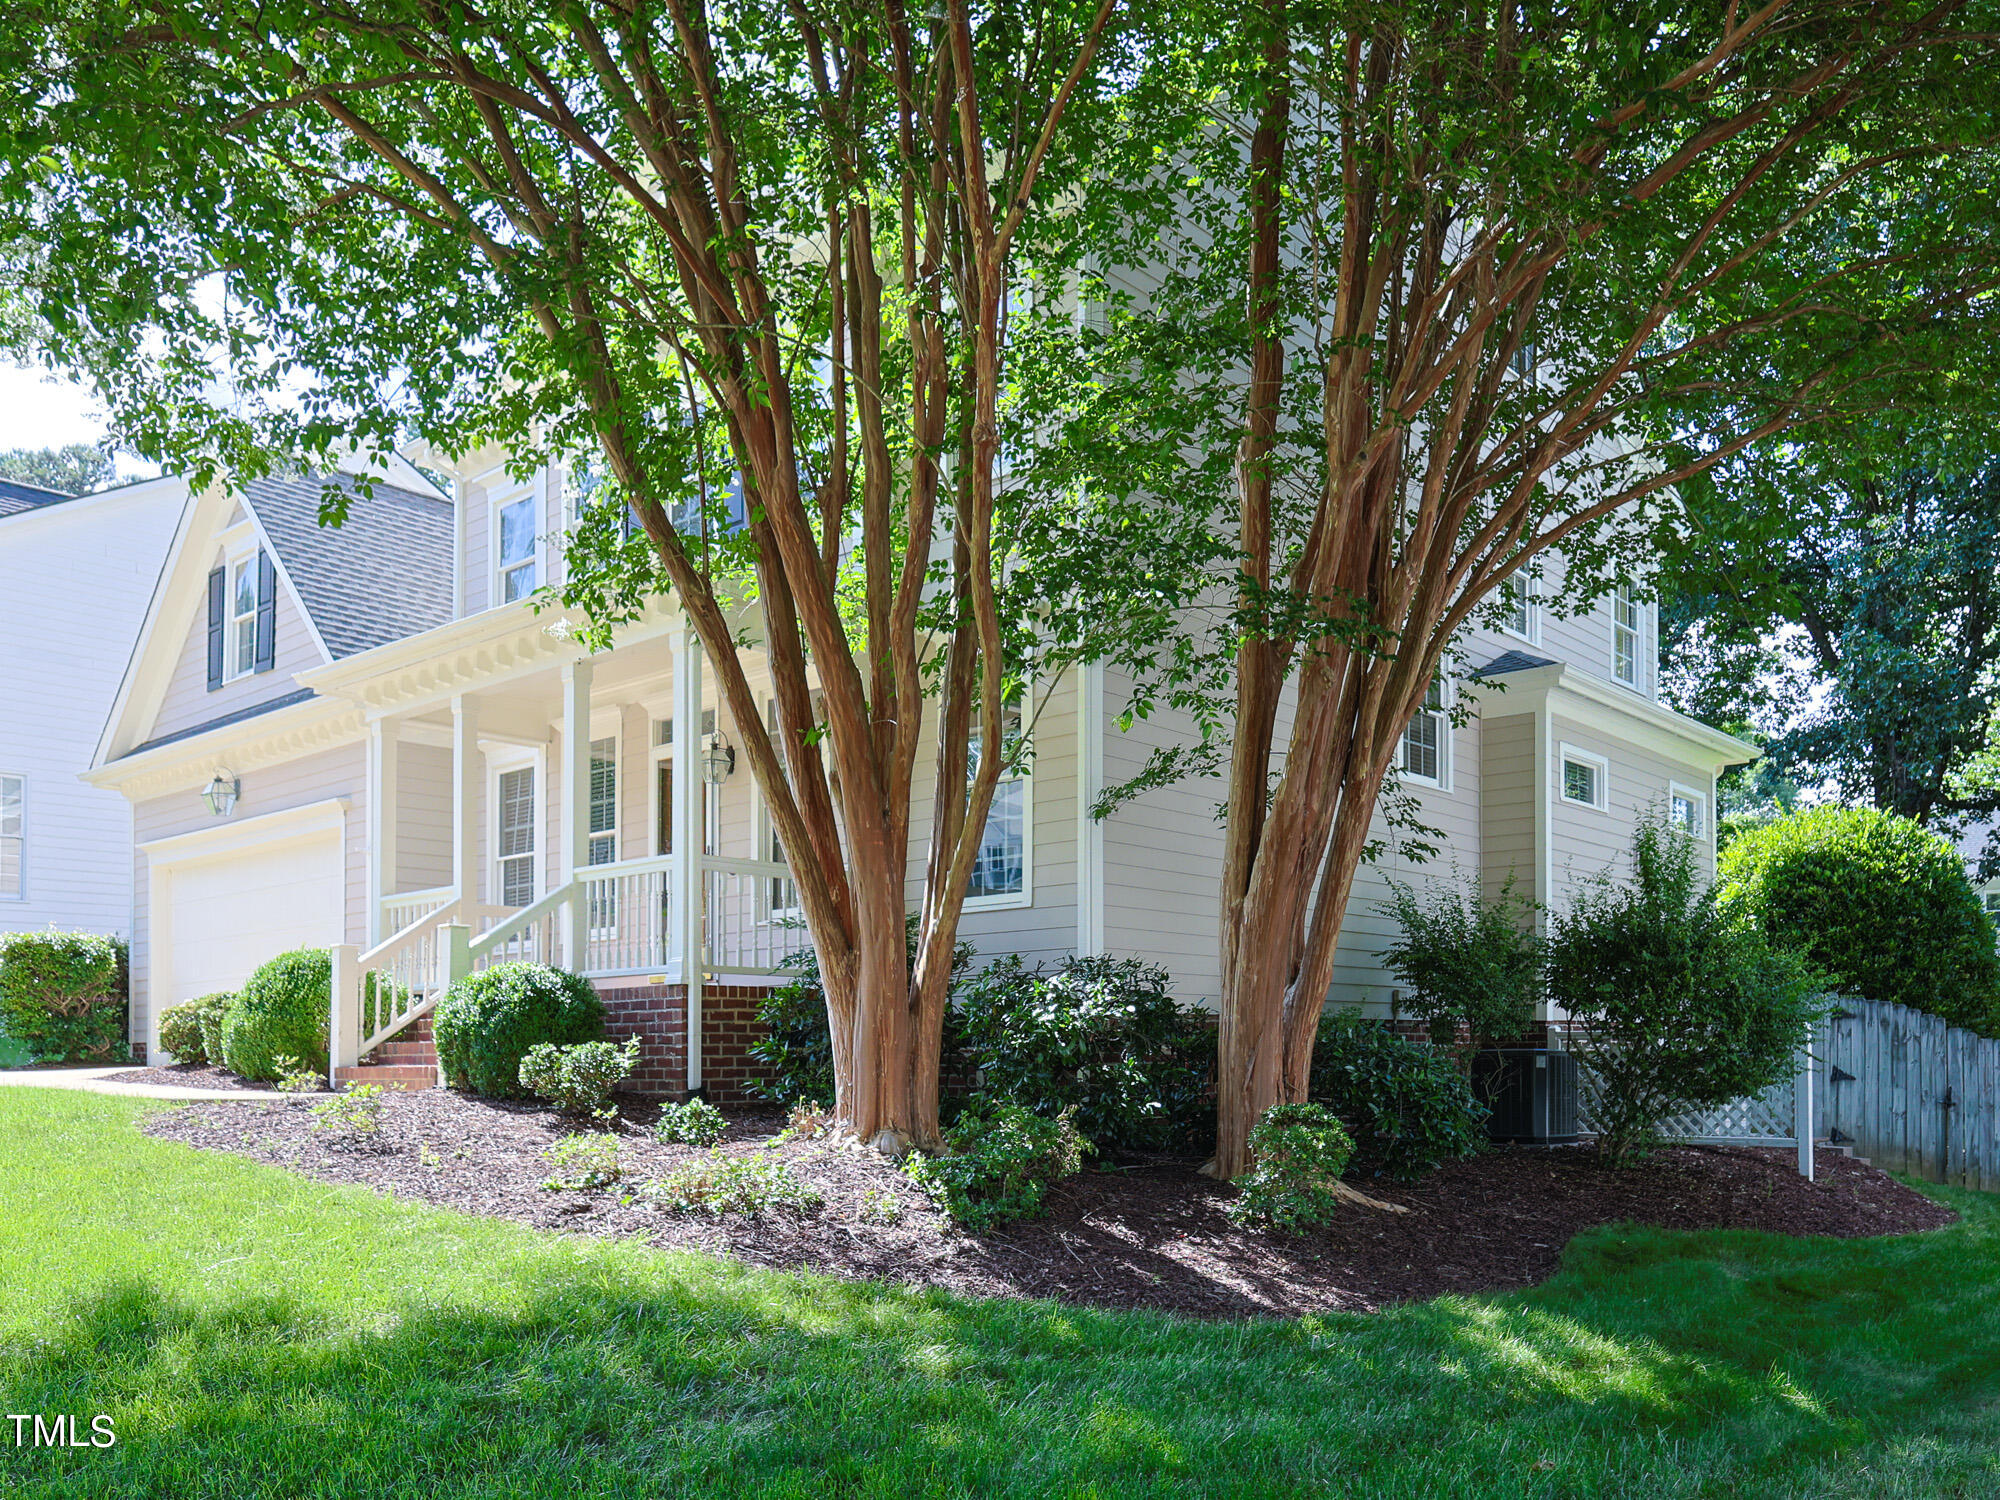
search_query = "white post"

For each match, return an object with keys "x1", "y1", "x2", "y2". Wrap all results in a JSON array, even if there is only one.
[
  {"x1": 451, "y1": 693, "x2": 480, "y2": 914},
  {"x1": 329, "y1": 942, "x2": 361, "y2": 1075},
  {"x1": 1795, "y1": 1032, "x2": 1815, "y2": 1181},
  {"x1": 440, "y1": 922, "x2": 472, "y2": 988},
  {"x1": 365, "y1": 716, "x2": 401, "y2": 945},
  {"x1": 560, "y1": 657, "x2": 594, "y2": 972},
  {"x1": 671, "y1": 618, "x2": 705, "y2": 1093}
]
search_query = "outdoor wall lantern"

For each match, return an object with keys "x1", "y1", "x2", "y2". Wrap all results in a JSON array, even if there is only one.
[
  {"x1": 201, "y1": 771, "x2": 241, "y2": 818},
  {"x1": 700, "y1": 731, "x2": 736, "y2": 786}
]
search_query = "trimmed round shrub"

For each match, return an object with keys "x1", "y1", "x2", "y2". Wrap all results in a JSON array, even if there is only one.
[
  {"x1": 434, "y1": 962, "x2": 604, "y2": 1098},
  {"x1": 0, "y1": 930, "x2": 129, "y2": 1063},
  {"x1": 157, "y1": 998, "x2": 210, "y2": 1064},
  {"x1": 1308, "y1": 1013, "x2": 1487, "y2": 1179},
  {"x1": 221, "y1": 948, "x2": 332, "y2": 1082},
  {"x1": 195, "y1": 992, "x2": 234, "y2": 1065},
  {"x1": 1227, "y1": 1103, "x2": 1355, "y2": 1231},
  {"x1": 1718, "y1": 805, "x2": 2000, "y2": 1034},
  {"x1": 956, "y1": 953, "x2": 1215, "y2": 1155}
]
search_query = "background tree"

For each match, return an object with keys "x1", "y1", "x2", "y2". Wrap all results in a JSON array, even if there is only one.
[
  {"x1": 0, "y1": 0, "x2": 1121, "y2": 1151},
  {"x1": 1051, "y1": 0, "x2": 2000, "y2": 1175},
  {"x1": 1662, "y1": 440, "x2": 2000, "y2": 853},
  {"x1": 0, "y1": 442, "x2": 114, "y2": 495}
]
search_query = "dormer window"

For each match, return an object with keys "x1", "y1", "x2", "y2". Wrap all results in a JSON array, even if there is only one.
[
  {"x1": 229, "y1": 556, "x2": 259, "y2": 679},
  {"x1": 497, "y1": 493, "x2": 538, "y2": 602},
  {"x1": 206, "y1": 543, "x2": 274, "y2": 690}
]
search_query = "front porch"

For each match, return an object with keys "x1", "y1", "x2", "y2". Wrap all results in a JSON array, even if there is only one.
[{"x1": 320, "y1": 610, "x2": 810, "y2": 1093}]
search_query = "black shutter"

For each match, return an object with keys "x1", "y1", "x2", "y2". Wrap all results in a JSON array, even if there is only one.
[
  {"x1": 205, "y1": 567, "x2": 225, "y2": 690},
  {"x1": 253, "y1": 550, "x2": 277, "y2": 672}
]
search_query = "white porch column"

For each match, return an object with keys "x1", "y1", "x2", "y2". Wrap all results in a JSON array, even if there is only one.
[
  {"x1": 452, "y1": 693, "x2": 481, "y2": 911},
  {"x1": 365, "y1": 716, "x2": 401, "y2": 945},
  {"x1": 671, "y1": 618, "x2": 705, "y2": 1092},
  {"x1": 559, "y1": 657, "x2": 594, "y2": 971}
]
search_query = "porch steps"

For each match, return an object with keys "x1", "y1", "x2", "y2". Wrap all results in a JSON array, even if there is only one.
[{"x1": 335, "y1": 1016, "x2": 439, "y2": 1092}]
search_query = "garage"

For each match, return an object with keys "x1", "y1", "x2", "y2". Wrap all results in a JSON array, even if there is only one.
[{"x1": 144, "y1": 799, "x2": 349, "y2": 1028}]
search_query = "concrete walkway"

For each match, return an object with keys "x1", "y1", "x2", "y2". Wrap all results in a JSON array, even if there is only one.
[{"x1": 0, "y1": 1066, "x2": 293, "y2": 1101}]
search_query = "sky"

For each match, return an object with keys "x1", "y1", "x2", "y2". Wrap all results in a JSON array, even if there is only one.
[{"x1": 0, "y1": 362, "x2": 160, "y2": 481}]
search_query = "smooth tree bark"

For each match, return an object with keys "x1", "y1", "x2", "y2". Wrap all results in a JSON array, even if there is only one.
[
  {"x1": 1, "y1": 0, "x2": 1116, "y2": 1150},
  {"x1": 1080, "y1": 0, "x2": 2000, "y2": 1177}
]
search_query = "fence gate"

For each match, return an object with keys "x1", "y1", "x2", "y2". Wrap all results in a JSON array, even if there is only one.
[{"x1": 1818, "y1": 997, "x2": 2000, "y2": 1191}]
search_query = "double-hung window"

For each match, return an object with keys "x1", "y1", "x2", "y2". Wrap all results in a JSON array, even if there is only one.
[
  {"x1": 496, "y1": 766, "x2": 537, "y2": 908},
  {"x1": 1399, "y1": 678, "x2": 1449, "y2": 787},
  {"x1": 229, "y1": 556, "x2": 259, "y2": 679},
  {"x1": 586, "y1": 737, "x2": 618, "y2": 935},
  {"x1": 1502, "y1": 574, "x2": 1537, "y2": 641},
  {"x1": 1669, "y1": 782, "x2": 1708, "y2": 840},
  {"x1": 0, "y1": 775, "x2": 21, "y2": 900},
  {"x1": 1613, "y1": 584, "x2": 1643, "y2": 687},
  {"x1": 497, "y1": 494, "x2": 538, "y2": 602},
  {"x1": 965, "y1": 696, "x2": 1028, "y2": 905}
]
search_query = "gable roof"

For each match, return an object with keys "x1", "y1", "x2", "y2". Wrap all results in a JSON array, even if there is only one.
[
  {"x1": 244, "y1": 471, "x2": 454, "y2": 660},
  {"x1": 0, "y1": 477, "x2": 78, "y2": 517},
  {"x1": 1472, "y1": 648, "x2": 1560, "y2": 678}
]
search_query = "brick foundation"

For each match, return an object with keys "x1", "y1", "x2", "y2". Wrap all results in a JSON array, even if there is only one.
[{"x1": 594, "y1": 979, "x2": 777, "y2": 1104}]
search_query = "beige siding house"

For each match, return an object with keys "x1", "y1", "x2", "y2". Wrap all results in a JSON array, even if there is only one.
[{"x1": 87, "y1": 441, "x2": 1752, "y2": 1094}]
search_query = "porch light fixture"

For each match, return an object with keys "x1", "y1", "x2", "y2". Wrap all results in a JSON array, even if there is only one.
[
  {"x1": 201, "y1": 771, "x2": 240, "y2": 818},
  {"x1": 700, "y1": 731, "x2": 736, "y2": 785}
]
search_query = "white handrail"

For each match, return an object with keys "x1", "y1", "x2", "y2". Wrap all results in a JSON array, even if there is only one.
[{"x1": 468, "y1": 882, "x2": 576, "y2": 964}]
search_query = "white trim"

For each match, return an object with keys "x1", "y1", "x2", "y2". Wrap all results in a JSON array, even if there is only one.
[
  {"x1": 139, "y1": 796, "x2": 349, "y2": 863},
  {"x1": 0, "y1": 771, "x2": 24, "y2": 903},
  {"x1": 492, "y1": 483, "x2": 541, "y2": 608},
  {"x1": 1463, "y1": 660, "x2": 1755, "y2": 770},
  {"x1": 1668, "y1": 779, "x2": 1710, "y2": 842},
  {"x1": 1075, "y1": 663, "x2": 1105, "y2": 954},
  {"x1": 1397, "y1": 676, "x2": 1453, "y2": 791},
  {"x1": 1558, "y1": 742, "x2": 1610, "y2": 812},
  {"x1": 963, "y1": 692, "x2": 1033, "y2": 913},
  {"x1": 489, "y1": 746, "x2": 544, "y2": 909},
  {"x1": 1499, "y1": 574, "x2": 1540, "y2": 645}
]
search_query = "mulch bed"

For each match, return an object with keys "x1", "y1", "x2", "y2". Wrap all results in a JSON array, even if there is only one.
[
  {"x1": 101, "y1": 1064, "x2": 307, "y2": 1093},
  {"x1": 141, "y1": 1090, "x2": 1957, "y2": 1320}
]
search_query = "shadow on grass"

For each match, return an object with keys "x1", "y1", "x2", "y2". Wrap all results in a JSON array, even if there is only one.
[{"x1": 6, "y1": 1194, "x2": 2000, "y2": 1500}]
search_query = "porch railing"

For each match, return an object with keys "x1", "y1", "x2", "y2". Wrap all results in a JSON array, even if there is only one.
[
  {"x1": 331, "y1": 894, "x2": 467, "y2": 1069},
  {"x1": 701, "y1": 855, "x2": 811, "y2": 974},
  {"x1": 580, "y1": 854, "x2": 675, "y2": 974},
  {"x1": 380, "y1": 885, "x2": 454, "y2": 941}
]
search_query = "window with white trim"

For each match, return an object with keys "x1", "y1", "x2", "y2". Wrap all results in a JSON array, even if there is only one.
[
  {"x1": 966, "y1": 694, "x2": 1028, "y2": 904},
  {"x1": 1399, "y1": 678, "x2": 1449, "y2": 787},
  {"x1": 1612, "y1": 583, "x2": 1643, "y2": 687},
  {"x1": 495, "y1": 765, "x2": 537, "y2": 907},
  {"x1": 1669, "y1": 782, "x2": 1708, "y2": 840},
  {"x1": 1560, "y1": 745, "x2": 1609, "y2": 811},
  {"x1": 0, "y1": 775, "x2": 21, "y2": 899},
  {"x1": 228, "y1": 554, "x2": 259, "y2": 679},
  {"x1": 1501, "y1": 574, "x2": 1537, "y2": 641},
  {"x1": 497, "y1": 493, "x2": 538, "y2": 603},
  {"x1": 588, "y1": 737, "x2": 617, "y2": 866}
]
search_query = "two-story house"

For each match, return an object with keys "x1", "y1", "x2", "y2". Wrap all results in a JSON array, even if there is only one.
[{"x1": 85, "y1": 443, "x2": 1752, "y2": 1093}]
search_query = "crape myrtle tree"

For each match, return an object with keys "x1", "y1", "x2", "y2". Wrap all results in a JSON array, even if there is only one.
[
  {"x1": 1661, "y1": 437, "x2": 2000, "y2": 850},
  {"x1": 1041, "y1": 0, "x2": 2000, "y2": 1175},
  {"x1": 0, "y1": 0, "x2": 1131, "y2": 1151}
]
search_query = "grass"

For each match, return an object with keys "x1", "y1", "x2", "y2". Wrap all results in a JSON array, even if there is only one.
[{"x1": 1, "y1": 1092, "x2": 1997, "y2": 1498}]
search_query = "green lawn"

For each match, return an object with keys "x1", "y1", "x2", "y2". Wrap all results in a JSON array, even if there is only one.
[{"x1": 1, "y1": 1092, "x2": 1997, "y2": 1498}]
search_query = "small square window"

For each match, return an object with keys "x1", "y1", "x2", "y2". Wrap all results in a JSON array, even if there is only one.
[
  {"x1": 1560, "y1": 746, "x2": 1608, "y2": 810},
  {"x1": 1670, "y1": 785, "x2": 1707, "y2": 840}
]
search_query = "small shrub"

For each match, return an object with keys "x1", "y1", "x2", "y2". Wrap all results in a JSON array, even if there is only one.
[
  {"x1": 1719, "y1": 804, "x2": 2000, "y2": 1034},
  {"x1": 539, "y1": 1132, "x2": 623, "y2": 1190},
  {"x1": 904, "y1": 1096, "x2": 1086, "y2": 1232},
  {"x1": 779, "y1": 1098, "x2": 833, "y2": 1142},
  {"x1": 1381, "y1": 874, "x2": 1541, "y2": 1051},
  {"x1": 1550, "y1": 817, "x2": 1823, "y2": 1165},
  {"x1": 272, "y1": 1054, "x2": 323, "y2": 1094},
  {"x1": 746, "y1": 916, "x2": 975, "y2": 1106},
  {"x1": 1308, "y1": 1013, "x2": 1487, "y2": 1179},
  {"x1": 955, "y1": 953, "x2": 1214, "y2": 1155},
  {"x1": 220, "y1": 949, "x2": 332, "y2": 1082},
  {"x1": 157, "y1": 995, "x2": 221, "y2": 1065},
  {"x1": 194, "y1": 992, "x2": 234, "y2": 1065},
  {"x1": 310, "y1": 1083, "x2": 385, "y2": 1138},
  {"x1": 654, "y1": 1096, "x2": 727, "y2": 1148},
  {"x1": 1227, "y1": 1103, "x2": 1355, "y2": 1231},
  {"x1": 643, "y1": 1153, "x2": 823, "y2": 1215},
  {"x1": 858, "y1": 1186, "x2": 901, "y2": 1223},
  {"x1": 0, "y1": 930, "x2": 129, "y2": 1064},
  {"x1": 433, "y1": 962, "x2": 605, "y2": 1098},
  {"x1": 519, "y1": 1035, "x2": 640, "y2": 1117}
]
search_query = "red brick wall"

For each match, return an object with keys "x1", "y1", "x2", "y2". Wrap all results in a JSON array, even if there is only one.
[{"x1": 594, "y1": 980, "x2": 775, "y2": 1104}]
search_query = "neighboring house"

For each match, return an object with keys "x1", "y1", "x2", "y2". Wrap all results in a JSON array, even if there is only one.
[
  {"x1": 87, "y1": 444, "x2": 1753, "y2": 1089},
  {"x1": 0, "y1": 474, "x2": 186, "y2": 939}
]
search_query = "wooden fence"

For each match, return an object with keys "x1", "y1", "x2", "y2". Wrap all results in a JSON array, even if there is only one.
[{"x1": 1816, "y1": 997, "x2": 2000, "y2": 1190}]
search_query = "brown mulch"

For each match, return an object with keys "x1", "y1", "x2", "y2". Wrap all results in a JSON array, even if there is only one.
[
  {"x1": 141, "y1": 1090, "x2": 1957, "y2": 1320},
  {"x1": 102, "y1": 1064, "x2": 310, "y2": 1092}
]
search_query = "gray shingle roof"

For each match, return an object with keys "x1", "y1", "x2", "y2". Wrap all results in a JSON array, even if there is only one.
[
  {"x1": 0, "y1": 477, "x2": 78, "y2": 517},
  {"x1": 1472, "y1": 649, "x2": 1560, "y2": 678},
  {"x1": 243, "y1": 471, "x2": 454, "y2": 659}
]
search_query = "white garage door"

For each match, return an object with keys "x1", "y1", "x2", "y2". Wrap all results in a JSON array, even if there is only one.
[{"x1": 161, "y1": 832, "x2": 344, "y2": 1004}]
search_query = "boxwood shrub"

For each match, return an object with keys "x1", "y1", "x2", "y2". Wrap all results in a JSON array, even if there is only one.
[
  {"x1": 221, "y1": 948, "x2": 333, "y2": 1081},
  {"x1": 1307, "y1": 1012, "x2": 1487, "y2": 1179},
  {"x1": 157, "y1": 992, "x2": 233, "y2": 1065},
  {"x1": 434, "y1": 962, "x2": 604, "y2": 1098},
  {"x1": 1718, "y1": 804, "x2": 2000, "y2": 1034},
  {"x1": 0, "y1": 930, "x2": 129, "y2": 1063}
]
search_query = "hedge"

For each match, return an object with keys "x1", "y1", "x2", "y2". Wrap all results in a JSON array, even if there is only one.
[{"x1": 0, "y1": 930, "x2": 128, "y2": 1063}]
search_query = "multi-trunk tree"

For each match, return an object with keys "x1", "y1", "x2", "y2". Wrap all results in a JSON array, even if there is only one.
[
  {"x1": 0, "y1": 0, "x2": 1121, "y2": 1150},
  {"x1": 1050, "y1": 0, "x2": 2000, "y2": 1175}
]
